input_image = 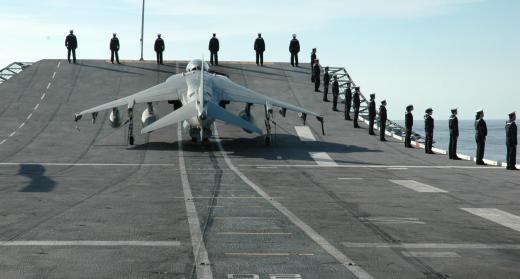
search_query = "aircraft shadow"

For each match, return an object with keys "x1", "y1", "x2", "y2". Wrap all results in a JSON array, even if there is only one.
[
  {"x1": 122, "y1": 64, "x2": 178, "y2": 75},
  {"x1": 18, "y1": 164, "x2": 56, "y2": 192},
  {"x1": 261, "y1": 65, "x2": 311, "y2": 75},
  {"x1": 216, "y1": 64, "x2": 282, "y2": 78},
  {"x1": 76, "y1": 63, "x2": 142, "y2": 75}
]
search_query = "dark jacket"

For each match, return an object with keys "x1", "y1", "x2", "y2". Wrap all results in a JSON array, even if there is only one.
[
  {"x1": 110, "y1": 37, "x2": 120, "y2": 51},
  {"x1": 449, "y1": 115, "x2": 459, "y2": 137},
  {"x1": 323, "y1": 72, "x2": 330, "y2": 87},
  {"x1": 313, "y1": 64, "x2": 321, "y2": 79},
  {"x1": 311, "y1": 52, "x2": 316, "y2": 65},
  {"x1": 209, "y1": 37, "x2": 220, "y2": 52},
  {"x1": 475, "y1": 118, "x2": 488, "y2": 142},
  {"x1": 332, "y1": 80, "x2": 339, "y2": 95},
  {"x1": 289, "y1": 38, "x2": 300, "y2": 54},
  {"x1": 506, "y1": 121, "x2": 517, "y2": 146},
  {"x1": 424, "y1": 114, "x2": 434, "y2": 135},
  {"x1": 254, "y1": 38, "x2": 265, "y2": 52},
  {"x1": 154, "y1": 38, "x2": 165, "y2": 52},
  {"x1": 65, "y1": 34, "x2": 78, "y2": 49},
  {"x1": 353, "y1": 92, "x2": 361, "y2": 108},
  {"x1": 379, "y1": 106, "x2": 387, "y2": 122},
  {"x1": 368, "y1": 100, "x2": 376, "y2": 117},
  {"x1": 345, "y1": 88, "x2": 352, "y2": 105},
  {"x1": 405, "y1": 112, "x2": 413, "y2": 129}
]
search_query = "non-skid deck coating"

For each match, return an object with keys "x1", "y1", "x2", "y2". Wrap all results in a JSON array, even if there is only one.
[{"x1": 0, "y1": 59, "x2": 519, "y2": 278}]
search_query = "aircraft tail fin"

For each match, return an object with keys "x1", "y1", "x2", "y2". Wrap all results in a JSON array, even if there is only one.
[
  {"x1": 206, "y1": 101, "x2": 262, "y2": 135},
  {"x1": 141, "y1": 101, "x2": 197, "y2": 134}
]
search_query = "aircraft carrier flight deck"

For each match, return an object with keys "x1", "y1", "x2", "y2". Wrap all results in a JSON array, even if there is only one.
[{"x1": 0, "y1": 59, "x2": 519, "y2": 279}]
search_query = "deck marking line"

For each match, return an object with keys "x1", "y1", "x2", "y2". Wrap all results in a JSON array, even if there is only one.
[
  {"x1": 238, "y1": 164, "x2": 503, "y2": 169},
  {"x1": 461, "y1": 208, "x2": 520, "y2": 233},
  {"x1": 0, "y1": 162, "x2": 175, "y2": 167},
  {"x1": 310, "y1": 152, "x2": 338, "y2": 166},
  {"x1": 402, "y1": 251, "x2": 460, "y2": 258},
  {"x1": 218, "y1": 232, "x2": 292, "y2": 235},
  {"x1": 0, "y1": 241, "x2": 180, "y2": 247},
  {"x1": 389, "y1": 180, "x2": 448, "y2": 193},
  {"x1": 215, "y1": 125, "x2": 373, "y2": 279},
  {"x1": 27, "y1": 113, "x2": 33, "y2": 120},
  {"x1": 0, "y1": 140, "x2": 6, "y2": 145},
  {"x1": 359, "y1": 217, "x2": 425, "y2": 224},
  {"x1": 34, "y1": 104, "x2": 39, "y2": 110},
  {"x1": 338, "y1": 178, "x2": 364, "y2": 180},
  {"x1": 46, "y1": 82, "x2": 51, "y2": 90},
  {"x1": 57, "y1": 61, "x2": 61, "y2": 68},
  {"x1": 18, "y1": 123, "x2": 25, "y2": 129},
  {"x1": 52, "y1": 72, "x2": 56, "y2": 79},
  {"x1": 342, "y1": 242, "x2": 520, "y2": 249},
  {"x1": 295, "y1": 126, "x2": 316, "y2": 141},
  {"x1": 41, "y1": 93, "x2": 46, "y2": 100},
  {"x1": 177, "y1": 125, "x2": 213, "y2": 279},
  {"x1": 225, "y1": 252, "x2": 313, "y2": 256},
  {"x1": 9, "y1": 132, "x2": 16, "y2": 137}
]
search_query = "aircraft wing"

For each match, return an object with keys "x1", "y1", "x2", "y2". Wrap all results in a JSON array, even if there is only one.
[
  {"x1": 77, "y1": 73, "x2": 188, "y2": 116},
  {"x1": 211, "y1": 75, "x2": 320, "y2": 117}
]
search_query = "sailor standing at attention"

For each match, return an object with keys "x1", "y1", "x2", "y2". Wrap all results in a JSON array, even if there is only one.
[
  {"x1": 424, "y1": 108, "x2": 434, "y2": 154},
  {"x1": 344, "y1": 81, "x2": 353, "y2": 120},
  {"x1": 209, "y1": 33, "x2": 220, "y2": 66},
  {"x1": 368, "y1": 94, "x2": 376, "y2": 135},
  {"x1": 506, "y1": 112, "x2": 518, "y2": 170},
  {"x1": 405, "y1": 105, "x2": 414, "y2": 148},
  {"x1": 109, "y1": 33, "x2": 120, "y2": 64},
  {"x1": 323, "y1": 67, "x2": 330, "y2": 101},
  {"x1": 65, "y1": 30, "x2": 78, "y2": 64},
  {"x1": 448, "y1": 108, "x2": 461, "y2": 160},
  {"x1": 353, "y1": 87, "x2": 361, "y2": 128},
  {"x1": 154, "y1": 34, "x2": 165, "y2": 65},
  {"x1": 254, "y1": 33, "x2": 265, "y2": 66},
  {"x1": 313, "y1": 60, "x2": 321, "y2": 92},
  {"x1": 310, "y1": 48, "x2": 317, "y2": 71},
  {"x1": 289, "y1": 34, "x2": 300, "y2": 67},
  {"x1": 475, "y1": 109, "x2": 488, "y2": 165},
  {"x1": 332, "y1": 75, "x2": 339, "y2": 111},
  {"x1": 379, "y1": 100, "x2": 388, "y2": 141}
]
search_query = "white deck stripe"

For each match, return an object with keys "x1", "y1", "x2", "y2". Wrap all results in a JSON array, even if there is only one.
[
  {"x1": 27, "y1": 113, "x2": 33, "y2": 120},
  {"x1": 9, "y1": 131, "x2": 16, "y2": 137},
  {"x1": 0, "y1": 162, "x2": 175, "y2": 167},
  {"x1": 46, "y1": 82, "x2": 51, "y2": 90},
  {"x1": 238, "y1": 164, "x2": 503, "y2": 169},
  {"x1": 18, "y1": 123, "x2": 25, "y2": 129},
  {"x1": 34, "y1": 104, "x2": 39, "y2": 110},
  {"x1": 295, "y1": 126, "x2": 316, "y2": 141},
  {"x1": 389, "y1": 180, "x2": 448, "y2": 193},
  {"x1": 41, "y1": 93, "x2": 46, "y2": 100},
  {"x1": 461, "y1": 208, "x2": 520, "y2": 233},
  {"x1": 338, "y1": 178, "x2": 364, "y2": 180},
  {"x1": 57, "y1": 61, "x2": 61, "y2": 68},
  {"x1": 214, "y1": 125, "x2": 373, "y2": 279},
  {"x1": 343, "y1": 242, "x2": 520, "y2": 249},
  {"x1": 177, "y1": 126, "x2": 213, "y2": 279},
  {"x1": 310, "y1": 152, "x2": 338, "y2": 166},
  {"x1": 0, "y1": 241, "x2": 180, "y2": 247},
  {"x1": 402, "y1": 251, "x2": 460, "y2": 258},
  {"x1": 52, "y1": 72, "x2": 56, "y2": 79},
  {"x1": 0, "y1": 139, "x2": 6, "y2": 145}
]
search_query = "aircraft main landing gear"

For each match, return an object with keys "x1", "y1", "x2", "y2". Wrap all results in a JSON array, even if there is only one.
[{"x1": 127, "y1": 107, "x2": 134, "y2": 145}]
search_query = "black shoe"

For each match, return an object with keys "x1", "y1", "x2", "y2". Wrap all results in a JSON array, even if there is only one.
[
  {"x1": 453, "y1": 157, "x2": 462, "y2": 160},
  {"x1": 354, "y1": 125, "x2": 360, "y2": 128},
  {"x1": 323, "y1": 99, "x2": 329, "y2": 102},
  {"x1": 511, "y1": 167, "x2": 519, "y2": 170},
  {"x1": 476, "y1": 161, "x2": 486, "y2": 165},
  {"x1": 427, "y1": 151, "x2": 435, "y2": 154},
  {"x1": 346, "y1": 117, "x2": 352, "y2": 120},
  {"x1": 369, "y1": 132, "x2": 376, "y2": 135},
  {"x1": 380, "y1": 138, "x2": 387, "y2": 142},
  {"x1": 333, "y1": 109, "x2": 338, "y2": 111}
]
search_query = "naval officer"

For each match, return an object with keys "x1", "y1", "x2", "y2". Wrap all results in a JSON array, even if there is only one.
[
  {"x1": 313, "y1": 60, "x2": 321, "y2": 92},
  {"x1": 353, "y1": 87, "x2": 361, "y2": 128},
  {"x1": 323, "y1": 67, "x2": 330, "y2": 101},
  {"x1": 448, "y1": 108, "x2": 461, "y2": 160},
  {"x1": 289, "y1": 34, "x2": 300, "y2": 67},
  {"x1": 109, "y1": 33, "x2": 120, "y2": 64},
  {"x1": 65, "y1": 30, "x2": 78, "y2": 64},
  {"x1": 368, "y1": 94, "x2": 376, "y2": 135},
  {"x1": 379, "y1": 100, "x2": 387, "y2": 141},
  {"x1": 254, "y1": 33, "x2": 265, "y2": 66},
  {"x1": 332, "y1": 75, "x2": 339, "y2": 111},
  {"x1": 424, "y1": 108, "x2": 434, "y2": 154},
  {"x1": 506, "y1": 112, "x2": 518, "y2": 170},
  {"x1": 475, "y1": 109, "x2": 487, "y2": 165},
  {"x1": 405, "y1": 105, "x2": 414, "y2": 148},
  {"x1": 344, "y1": 81, "x2": 353, "y2": 120},
  {"x1": 310, "y1": 48, "x2": 317, "y2": 71},
  {"x1": 154, "y1": 34, "x2": 165, "y2": 65},
  {"x1": 209, "y1": 33, "x2": 220, "y2": 66}
]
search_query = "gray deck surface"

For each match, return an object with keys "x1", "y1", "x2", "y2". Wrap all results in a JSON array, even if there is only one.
[{"x1": 0, "y1": 59, "x2": 519, "y2": 279}]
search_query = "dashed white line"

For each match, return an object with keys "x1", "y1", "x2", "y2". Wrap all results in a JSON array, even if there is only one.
[
  {"x1": 57, "y1": 61, "x2": 61, "y2": 68},
  {"x1": 0, "y1": 241, "x2": 180, "y2": 247},
  {"x1": 359, "y1": 217, "x2": 426, "y2": 225},
  {"x1": 0, "y1": 162, "x2": 175, "y2": 167},
  {"x1": 34, "y1": 104, "x2": 40, "y2": 110},
  {"x1": 389, "y1": 180, "x2": 448, "y2": 193},
  {"x1": 52, "y1": 72, "x2": 56, "y2": 79},
  {"x1": 18, "y1": 123, "x2": 25, "y2": 129},
  {"x1": 402, "y1": 251, "x2": 460, "y2": 258},
  {"x1": 238, "y1": 164, "x2": 502, "y2": 169},
  {"x1": 9, "y1": 132, "x2": 16, "y2": 137},
  {"x1": 295, "y1": 126, "x2": 316, "y2": 141},
  {"x1": 338, "y1": 178, "x2": 364, "y2": 180},
  {"x1": 310, "y1": 152, "x2": 338, "y2": 166},
  {"x1": 461, "y1": 208, "x2": 520, "y2": 233},
  {"x1": 0, "y1": 140, "x2": 6, "y2": 145},
  {"x1": 46, "y1": 82, "x2": 51, "y2": 90},
  {"x1": 27, "y1": 113, "x2": 33, "y2": 120},
  {"x1": 41, "y1": 93, "x2": 46, "y2": 100},
  {"x1": 342, "y1": 242, "x2": 520, "y2": 249}
]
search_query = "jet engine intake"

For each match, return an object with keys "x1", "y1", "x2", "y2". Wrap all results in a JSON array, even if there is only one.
[
  {"x1": 109, "y1": 108, "x2": 122, "y2": 128},
  {"x1": 141, "y1": 103, "x2": 158, "y2": 128}
]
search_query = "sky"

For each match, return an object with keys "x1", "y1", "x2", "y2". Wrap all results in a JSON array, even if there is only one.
[{"x1": 1, "y1": 0, "x2": 519, "y2": 120}]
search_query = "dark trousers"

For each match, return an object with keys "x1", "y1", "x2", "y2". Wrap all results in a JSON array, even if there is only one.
[
  {"x1": 332, "y1": 95, "x2": 338, "y2": 110},
  {"x1": 111, "y1": 50, "x2": 119, "y2": 63},
  {"x1": 425, "y1": 134, "x2": 433, "y2": 153},
  {"x1": 67, "y1": 48, "x2": 76, "y2": 63},
  {"x1": 449, "y1": 134, "x2": 458, "y2": 159},
  {"x1": 210, "y1": 52, "x2": 218, "y2": 65},
  {"x1": 476, "y1": 139, "x2": 486, "y2": 164},
  {"x1": 354, "y1": 108, "x2": 360, "y2": 127},
  {"x1": 380, "y1": 121, "x2": 386, "y2": 140},
  {"x1": 156, "y1": 51, "x2": 163, "y2": 64},
  {"x1": 368, "y1": 115, "x2": 375, "y2": 135},
  {"x1": 314, "y1": 78, "x2": 320, "y2": 92},
  {"x1": 323, "y1": 86, "x2": 328, "y2": 100},
  {"x1": 345, "y1": 103, "x2": 351, "y2": 120},
  {"x1": 290, "y1": 53, "x2": 299, "y2": 66},
  {"x1": 507, "y1": 144, "x2": 517, "y2": 169},
  {"x1": 256, "y1": 52, "x2": 264, "y2": 65},
  {"x1": 405, "y1": 129, "x2": 412, "y2": 147}
]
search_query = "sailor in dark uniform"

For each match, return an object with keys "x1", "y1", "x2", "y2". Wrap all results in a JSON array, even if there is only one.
[
  {"x1": 109, "y1": 33, "x2": 120, "y2": 64},
  {"x1": 424, "y1": 108, "x2": 434, "y2": 154},
  {"x1": 353, "y1": 87, "x2": 361, "y2": 128},
  {"x1": 506, "y1": 112, "x2": 518, "y2": 170},
  {"x1": 310, "y1": 48, "x2": 317, "y2": 71},
  {"x1": 313, "y1": 60, "x2": 321, "y2": 92},
  {"x1": 405, "y1": 105, "x2": 414, "y2": 148},
  {"x1": 154, "y1": 34, "x2": 165, "y2": 65},
  {"x1": 379, "y1": 100, "x2": 387, "y2": 141},
  {"x1": 289, "y1": 34, "x2": 300, "y2": 67},
  {"x1": 332, "y1": 75, "x2": 339, "y2": 111},
  {"x1": 209, "y1": 33, "x2": 220, "y2": 65},
  {"x1": 323, "y1": 67, "x2": 330, "y2": 101},
  {"x1": 448, "y1": 108, "x2": 461, "y2": 160},
  {"x1": 254, "y1": 33, "x2": 265, "y2": 66},
  {"x1": 475, "y1": 109, "x2": 487, "y2": 165},
  {"x1": 65, "y1": 30, "x2": 78, "y2": 64},
  {"x1": 344, "y1": 81, "x2": 353, "y2": 120},
  {"x1": 368, "y1": 93, "x2": 376, "y2": 135}
]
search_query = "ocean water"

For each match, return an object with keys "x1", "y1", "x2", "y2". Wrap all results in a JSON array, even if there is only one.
[{"x1": 395, "y1": 119, "x2": 513, "y2": 163}]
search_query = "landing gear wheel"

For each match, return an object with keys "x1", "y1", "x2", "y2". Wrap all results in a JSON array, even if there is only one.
[
  {"x1": 129, "y1": 136, "x2": 134, "y2": 145},
  {"x1": 265, "y1": 135, "x2": 272, "y2": 146}
]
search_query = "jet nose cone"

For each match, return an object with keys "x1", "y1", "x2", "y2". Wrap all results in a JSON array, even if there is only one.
[{"x1": 199, "y1": 112, "x2": 207, "y2": 121}]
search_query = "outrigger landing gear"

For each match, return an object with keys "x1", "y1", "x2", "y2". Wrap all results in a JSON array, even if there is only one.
[
  {"x1": 264, "y1": 103, "x2": 273, "y2": 146},
  {"x1": 127, "y1": 107, "x2": 134, "y2": 145}
]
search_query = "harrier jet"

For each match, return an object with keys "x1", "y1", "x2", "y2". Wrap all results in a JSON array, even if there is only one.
[{"x1": 74, "y1": 59, "x2": 324, "y2": 145}]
